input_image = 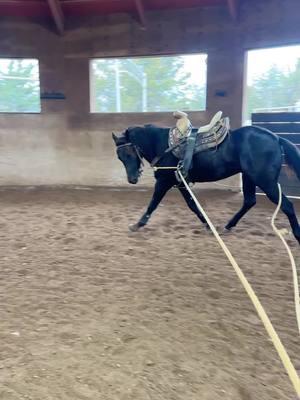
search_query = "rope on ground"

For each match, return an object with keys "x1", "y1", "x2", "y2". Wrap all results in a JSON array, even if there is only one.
[
  {"x1": 271, "y1": 183, "x2": 300, "y2": 335},
  {"x1": 176, "y1": 169, "x2": 300, "y2": 399}
]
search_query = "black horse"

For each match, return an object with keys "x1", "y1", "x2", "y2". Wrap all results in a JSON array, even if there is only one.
[{"x1": 112, "y1": 124, "x2": 300, "y2": 244}]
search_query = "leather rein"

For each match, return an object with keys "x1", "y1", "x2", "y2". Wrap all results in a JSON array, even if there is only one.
[{"x1": 117, "y1": 136, "x2": 187, "y2": 174}]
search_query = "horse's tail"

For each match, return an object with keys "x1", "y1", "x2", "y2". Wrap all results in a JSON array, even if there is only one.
[{"x1": 279, "y1": 137, "x2": 300, "y2": 180}]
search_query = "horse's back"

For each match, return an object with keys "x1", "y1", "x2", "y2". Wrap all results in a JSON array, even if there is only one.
[{"x1": 191, "y1": 125, "x2": 281, "y2": 182}]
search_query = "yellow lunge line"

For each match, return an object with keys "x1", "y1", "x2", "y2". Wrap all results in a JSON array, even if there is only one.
[{"x1": 177, "y1": 170, "x2": 300, "y2": 398}]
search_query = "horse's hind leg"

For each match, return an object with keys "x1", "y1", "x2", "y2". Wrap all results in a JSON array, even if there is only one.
[
  {"x1": 225, "y1": 174, "x2": 256, "y2": 230},
  {"x1": 260, "y1": 183, "x2": 300, "y2": 244}
]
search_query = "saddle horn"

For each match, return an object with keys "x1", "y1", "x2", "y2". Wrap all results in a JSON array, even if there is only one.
[
  {"x1": 173, "y1": 110, "x2": 188, "y2": 120},
  {"x1": 173, "y1": 110, "x2": 191, "y2": 136}
]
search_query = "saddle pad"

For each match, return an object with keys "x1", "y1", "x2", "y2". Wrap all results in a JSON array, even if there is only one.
[{"x1": 169, "y1": 117, "x2": 230, "y2": 159}]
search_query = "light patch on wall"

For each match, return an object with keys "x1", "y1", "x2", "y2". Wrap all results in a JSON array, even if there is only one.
[
  {"x1": 0, "y1": 58, "x2": 41, "y2": 113},
  {"x1": 244, "y1": 44, "x2": 300, "y2": 123},
  {"x1": 89, "y1": 54, "x2": 207, "y2": 113}
]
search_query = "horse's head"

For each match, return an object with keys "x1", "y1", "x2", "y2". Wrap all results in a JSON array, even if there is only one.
[{"x1": 112, "y1": 129, "x2": 144, "y2": 185}]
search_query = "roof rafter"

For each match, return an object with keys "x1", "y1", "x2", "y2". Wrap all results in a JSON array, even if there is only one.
[
  {"x1": 227, "y1": 0, "x2": 238, "y2": 21},
  {"x1": 133, "y1": 0, "x2": 146, "y2": 29},
  {"x1": 47, "y1": 0, "x2": 65, "y2": 34}
]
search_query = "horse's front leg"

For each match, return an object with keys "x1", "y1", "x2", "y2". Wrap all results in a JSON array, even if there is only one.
[
  {"x1": 129, "y1": 179, "x2": 173, "y2": 231},
  {"x1": 178, "y1": 185, "x2": 208, "y2": 227}
]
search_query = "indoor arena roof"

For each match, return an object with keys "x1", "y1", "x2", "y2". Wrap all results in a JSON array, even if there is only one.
[{"x1": 0, "y1": 0, "x2": 238, "y2": 34}]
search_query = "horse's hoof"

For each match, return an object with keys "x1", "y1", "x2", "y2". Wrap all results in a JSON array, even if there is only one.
[
  {"x1": 129, "y1": 223, "x2": 140, "y2": 232},
  {"x1": 223, "y1": 227, "x2": 232, "y2": 234}
]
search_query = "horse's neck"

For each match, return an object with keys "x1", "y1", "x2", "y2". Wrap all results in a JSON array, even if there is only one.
[{"x1": 132, "y1": 126, "x2": 168, "y2": 164}]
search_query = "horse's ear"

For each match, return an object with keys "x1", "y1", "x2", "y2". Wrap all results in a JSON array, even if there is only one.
[
  {"x1": 124, "y1": 128, "x2": 130, "y2": 141},
  {"x1": 112, "y1": 132, "x2": 118, "y2": 144}
]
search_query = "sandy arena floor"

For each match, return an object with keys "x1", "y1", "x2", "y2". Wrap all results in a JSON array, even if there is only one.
[{"x1": 0, "y1": 187, "x2": 299, "y2": 400}]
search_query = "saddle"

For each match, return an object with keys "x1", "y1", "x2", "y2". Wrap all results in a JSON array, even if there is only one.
[{"x1": 169, "y1": 111, "x2": 230, "y2": 160}]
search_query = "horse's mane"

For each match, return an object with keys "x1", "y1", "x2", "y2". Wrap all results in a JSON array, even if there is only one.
[
  {"x1": 144, "y1": 123, "x2": 200, "y2": 131},
  {"x1": 126, "y1": 124, "x2": 165, "y2": 132},
  {"x1": 144, "y1": 123, "x2": 168, "y2": 129}
]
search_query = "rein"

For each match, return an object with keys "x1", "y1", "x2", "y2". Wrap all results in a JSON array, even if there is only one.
[
  {"x1": 117, "y1": 143, "x2": 144, "y2": 165},
  {"x1": 117, "y1": 140, "x2": 182, "y2": 171},
  {"x1": 151, "y1": 137, "x2": 187, "y2": 168},
  {"x1": 117, "y1": 126, "x2": 189, "y2": 171},
  {"x1": 117, "y1": 142, "x2": 145, "y2": 176}
]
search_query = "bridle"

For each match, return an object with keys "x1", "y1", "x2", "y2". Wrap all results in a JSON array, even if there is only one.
[{"x1": 117, "y1": 142, "x2": 144, "y2": 177}]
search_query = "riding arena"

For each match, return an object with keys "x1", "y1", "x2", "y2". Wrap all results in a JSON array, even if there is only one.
[{"x1": 0, "y1": 1, "x2": 299, "y2": 399}]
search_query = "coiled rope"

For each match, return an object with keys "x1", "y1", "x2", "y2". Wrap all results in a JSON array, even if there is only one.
[{"x1": 271, "y1": 183, "x2": 300, "y2": 335}]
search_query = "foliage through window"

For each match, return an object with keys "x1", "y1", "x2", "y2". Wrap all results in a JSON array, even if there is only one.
[
  {"x1": 244, "y1": 45, "x2": 300, "y2": 123},
  {"x1": 90, "y1": 54, "x2": 207, "y2": 113},
  {"x1": 0, "y1": 59, "x2": 41, "y2": 113}
]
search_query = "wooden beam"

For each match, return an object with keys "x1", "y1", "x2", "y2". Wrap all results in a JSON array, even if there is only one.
[
  {"x1": 227, "y1": 0, "x2": 238, "y2": 21},
  {"x1": 0, "y1": 0, "x2": 49, "y2": 17},
  {"x1": 47, "y1": 0, "x2": 64, "y2": 35},
  {"x1": 134, "y1": 0, "x2": 146, "y2": 29},
  {"x1": 0, "y1": 0, "x2": 44, "y2": 5}
]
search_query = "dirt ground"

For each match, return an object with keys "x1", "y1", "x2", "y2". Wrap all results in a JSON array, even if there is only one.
[{"x1": 0, "y1": 186, "x2": 299, "y2": 400}]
